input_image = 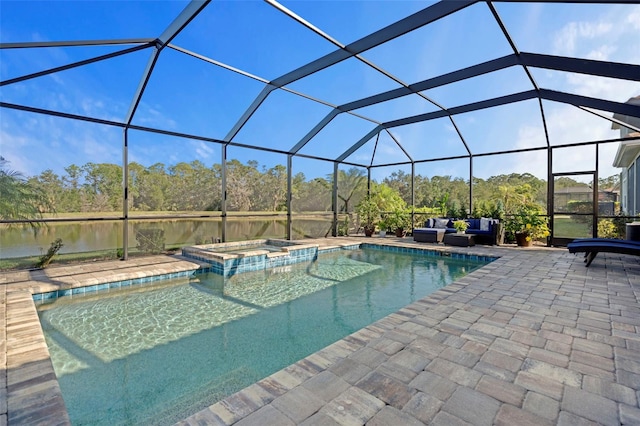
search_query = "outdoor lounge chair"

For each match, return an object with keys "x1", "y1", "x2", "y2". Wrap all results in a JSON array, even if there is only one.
[{"x1": 567, "y1": 238, "x2": 640, "y2": 267}]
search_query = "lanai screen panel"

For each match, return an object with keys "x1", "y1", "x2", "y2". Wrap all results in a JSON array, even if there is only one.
[
  {"x1": 341, "y1": 134, "x2": 378, "y2": 167},
  {"x1": 0, "y1": 44, "x2": 142, "y2": 82},
  {"x1": 553, "y1": 145, "x2": 597, "y2": 176},
  {"x1": 291, "y1": 157, "x2": 333, "y2": 214},
  {"x1": 337, "y1": 165, "x2": 368, "y2": 214},
  {"x1": 1, "y1": 46, "x2": 150, "y2": 123},
  {"x1": 598, "y1": 141, "x2": 626, "y2": 217},
  {"x1": 360, "y1": 2, "x2": 513, "y2": 85},
  {"x1": 298, "y1": 113, "x2": 378, "y2": 161},
  {"x1": 422, "y1": 66, "x2": 534, "y2": 110},
  {"x1": 1, "y1": 112, "x2": 124, "y2": 215},
  {"x1": 291, "y1": 157, "x2": 333, "y2": 239},
  {"x1": 372, "y1": 164, "x2": 413, "y2": 207},
  {"x1": 494, "y1": 2, "x2": 640, "y2": 66},
  {"x1": 352, "y1": 93, "x2": 439, "y2": 124},
  {"x1": 413, "y1": 159, "x2": 470, "y2": 211},
  {"x1": 280, "y1": 1, "x2": 437, "y2": 45},
  {"x1": 285, "y1": 56, "x2": 404, "y2": 106},
  {"x1": 127, "y1": 130, "x2": 222, "y2": 214},
  {"x1": 543, "y1": 101, "x2": 623, "y2": 146},
  {"x1": 473, "y1": 151, "x2": 548, "y2": 212},
  {"x1": 531, "y1": 69, "x2": 640, "y2": 105},
  {"x1": 599, "y1": 141, "x2": 627, "y2": 185},
  {"x1": 474, "y1": 151, "x2": 548, "y2": 183},
  {"x1": 0, "y1": 0, "x2": 186, "y2": 40},
  {"x1": 225, "y1": 147, "x2": 287, "y2": 213},
  {"x1": 454, "y1": 99, "x2": 547, "y2": 155},
  {"x1": 132, "y1": 49, "x2": 265, "y2": 140},
  {"x1": 170, "y1": 0, "x2": 336, "y2": 80},
  {"x1": 232, "y1": 89, "x2": 333, "y2": 152},
  {"x1": 0, "y1": 113, "x2": 125, "y2": 259},
  {"x1": 387, "y1": 118, "x2": 468, "y2": 162},
  {"x1": 369, "y1": 132, "x2": 411, "y2": 167}
]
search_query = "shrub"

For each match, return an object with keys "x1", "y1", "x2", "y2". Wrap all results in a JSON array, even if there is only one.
[
  {"x1": 597, "y1": 219, "x2": 619, "y2": 239},
  {"x1": 36, "y1": 238, "x2": 63, "y2": 268},
  {"x1": 337, "y1": 215, "x2": 350, "y2": 236}
]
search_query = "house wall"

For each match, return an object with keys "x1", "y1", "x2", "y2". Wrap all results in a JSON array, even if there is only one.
[
  {"x1": 621, "y1": 170, "x2": 628, "y2": 214},
  {"x1": 625, "y1": 159, "x2": 638, "y2": 215},
  {"x1": 620, "y1": 150, "x2": 640, "y2": 216},
  {"x1": 631, "y1": 156, "x2": 640, "y2": 216}
]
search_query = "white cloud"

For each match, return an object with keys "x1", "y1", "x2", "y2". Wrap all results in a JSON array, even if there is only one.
[
  {"x1": 627, "y1": 8, "x2": 640, "y2": 30},
  {"x1": 564, "y1": 73, "x2": 638, "y2": 100},
  {"x1": 551, "y1": 5, "x2": 640, "y2": 66},
  {"x1": 543, "y1": 103, "x2": 623, "y2": 178},
  {"x1": 134, "y1": 102, "x2": 177, "y2": 129},
  {"x1": 475, "y1": 149, "x2": 547, "y2": 180},
  {"x1": 515, "y1": 124, "x2": 546, "y2": 150},
  {"x1": 194, "y1": 141, "x2": 214, "y2": 159},
  {"x1": 546, "y1": 103, "x2": 615, "y2": 143},
  {"x1": 553, "y1": 21, "x2": 613, "y2": 56},
  {"x1": 585, "y1": 44, "x2": 617, "y2": 61}
]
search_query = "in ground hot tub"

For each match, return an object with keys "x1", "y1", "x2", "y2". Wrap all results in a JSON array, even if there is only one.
[{"x1": 182, "y1": 239, "x2": 319, "y2": 276}]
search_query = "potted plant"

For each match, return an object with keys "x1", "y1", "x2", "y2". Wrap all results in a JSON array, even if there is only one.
[
  {"x1": 506, "y1": 205, "x2": 550, "y2": 247},
  {"x1": 387, "y1": 209, "x2": 411, "y2": 237},
  {"x1": 378, "y1": 215, "x2": 390, "y2": 237},
  {"x1": 453, "y1": 220, "x2": 469, "y2": 234},
  {"x1": 355, "y1": 195, "x2": 380, "y2": 237}
]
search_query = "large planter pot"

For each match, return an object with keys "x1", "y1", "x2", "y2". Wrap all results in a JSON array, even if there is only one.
[{"x1": 515, "y1": 232, "x2": 532, "y2": 247}]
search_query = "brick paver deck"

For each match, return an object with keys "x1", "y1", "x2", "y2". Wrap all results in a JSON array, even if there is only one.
[{"x1": 2, "y1": 237, "x2": 639, "y2": 425}]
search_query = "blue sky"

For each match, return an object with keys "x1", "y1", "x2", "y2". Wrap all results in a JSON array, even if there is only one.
[{"x1": 1, "y1": 1, "x2": 639, "y2": 184}]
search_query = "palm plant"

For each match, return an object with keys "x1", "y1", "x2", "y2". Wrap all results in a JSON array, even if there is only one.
[{"x1": 0, "y1": 156, "x2": 52, "y2": 232}]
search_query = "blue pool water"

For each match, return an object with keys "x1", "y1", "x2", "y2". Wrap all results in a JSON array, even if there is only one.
[{"x1": 37, "y1": 248, "x2": 489, "y2": 425}]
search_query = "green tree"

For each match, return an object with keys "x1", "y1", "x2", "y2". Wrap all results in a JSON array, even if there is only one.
[
  {"x1": 599, "y1": 174, "x2": 619, "y2": 190},
  {"x1": 554, "y1": 176, "x2": 587, "y2": 189},
  {"x1": 62, "y1": 164, "x2": 83, "y2": 212},
  {"x1": 81, "y1": 162, "x2": 123, "y2": 212},
  {"x1": 132, "y1": 162, "x2": 168, "y2": 211},
  {"x1": 168, "y1": 162, "x2": 198, "y2": 210},
  {"x1": 31, "y1": 169, "x2": 63, "y2": 212},
  {"x1": 226, "y1": 159, "x2": 261, "y2": 211},
  {"x1": 259, "y1": 164, "x2": 288, "y2": 211},
  {"x1": 294, "y1": 177, "x2": 330, "y2": 212},
  {"x1": 383, "y1": 170, "x2": 412, "y2": 205}
]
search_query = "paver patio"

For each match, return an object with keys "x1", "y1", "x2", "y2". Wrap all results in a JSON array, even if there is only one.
[{"x1": 1, "y1": 237, "x2": 639, "y2": 425}]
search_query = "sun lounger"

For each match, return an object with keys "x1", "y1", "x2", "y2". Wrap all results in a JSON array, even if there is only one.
[{"x1": 567, "y1": 238, "x2": 640, "y2": 266}]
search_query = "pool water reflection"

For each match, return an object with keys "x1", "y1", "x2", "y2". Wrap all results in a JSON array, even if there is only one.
[{"x1": 38, "y1": 248, "x2": 488, "y2": 425}]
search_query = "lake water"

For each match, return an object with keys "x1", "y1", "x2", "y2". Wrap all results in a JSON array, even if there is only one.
[{"x1": 1, "y1": 217, "x2": 334, "y2": 259}]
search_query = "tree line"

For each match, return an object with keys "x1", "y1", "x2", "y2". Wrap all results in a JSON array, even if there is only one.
[{"x1": 4, "y1": 157, "x2": 618, "y2": 217}]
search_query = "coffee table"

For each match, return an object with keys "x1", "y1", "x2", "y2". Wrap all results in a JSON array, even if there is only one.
[
  {"x1": 443, "y1": 233, "x2": 476, "y2": 247},
  {"x1": 413, "y1": 228, "x2": 445, "y2": 243}
]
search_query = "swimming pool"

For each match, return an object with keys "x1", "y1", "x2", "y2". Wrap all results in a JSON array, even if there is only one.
[{"x1": 37, "y1": 247, "x2": 491, "y2": 425}]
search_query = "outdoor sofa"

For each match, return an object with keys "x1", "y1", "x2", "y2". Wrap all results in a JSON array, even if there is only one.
[{"x1": 413, "y1": 218, "x2": 501, "y2": 245}]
